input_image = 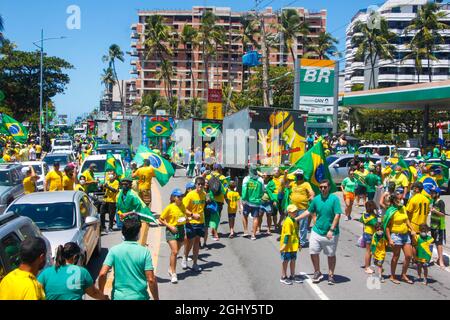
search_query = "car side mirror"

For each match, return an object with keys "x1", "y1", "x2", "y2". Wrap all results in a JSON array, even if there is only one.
[
  {"x1": 332, "y1": 164, "x2": 339, "y2": 168},
  {"x1": 83, "y1": 216, "x2": 98, "y2": 229}
]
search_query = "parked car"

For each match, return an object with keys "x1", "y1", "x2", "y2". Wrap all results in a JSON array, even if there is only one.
[
  {"x1": 50, "y1": 149, "x2": 77, "y2": 161},
  {"x1": 358, "y1": 145, "x2": 396, "y2": 157},
  {"x1": 396, "y1": 148, "x2": 421, "y2": 159},
  {"x1": 6, "y1": 191, "x2": 101, "y2": 266},
  {"x1": 79, "y1": 154, "x2": 125, "y2": 185},
  {"x1": 43, "y1": 153, "x2": 75, "y2": 171},
  {"x1": 0, "y1": 212, "x2": 53, "y2": 282},
  {"x1": 94, "y1": 144, "x2": 132, "y2": 163},
  {"x1": 21, "y1": 161, "x2": 49, "y2": 192},
  {"x1": 51, "y1": 139, "x2": 73, "y2": 152},
  {"x1": 327, "y1": 154, "x2": 384, "y2": 184},
  {"x1": 0, "y1": 164, "x2": 25, "y2": 214}
]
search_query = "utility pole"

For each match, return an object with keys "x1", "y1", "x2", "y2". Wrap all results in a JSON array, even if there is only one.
[
  {"x1": 39, "y1": 29, "x2": 44, "y2": 144},
  {"x1": 255, "y1": 0, "x2": 271, "y2": 107}
]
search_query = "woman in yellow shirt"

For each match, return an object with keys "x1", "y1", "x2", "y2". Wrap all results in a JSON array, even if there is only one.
[
  {"x1": 158, "y1": 189, "x2": 187, "y2": 284},
  {"x1": 22, "y1": 166, "x2": 39, "y2": 194},
  {"x1": 385, "y1": 190, "x2": 416, "y2": 285}
]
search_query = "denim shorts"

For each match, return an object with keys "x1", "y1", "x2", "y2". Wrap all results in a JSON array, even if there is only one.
[
  {"x1": 260, "y1": 202, "x2": 273, "y2": 215},
  {"x1": 185, "y1": 223, "x2": 205, "y2": 239},
  {"x1": 243, "y1": 204, "x2": 260, "y2": 218},
  {"x1": 391, "y1": 233, "x2": 411, "y2": 246},
  {"x1": 363, "y1": 233, "x2": 373, "y2": 245},
  {"x1": 228, "y1": 213, "x2": 237, "y2": 220},
  {"x1": 165, "y1": 226, "x2": 186, "y2": 242},
  {"x1": 281, "y1": 252, "x2": 297, "y2": 261}
]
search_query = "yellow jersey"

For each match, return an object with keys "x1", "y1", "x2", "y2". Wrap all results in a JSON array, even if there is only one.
[
  {"x1": 104, "y1": 180, "x2": 119, "y2": 203},
  {"x1": 62, "y1": 174, "x2": 74, "y2": 191},
  {"x1": 390, "y1": 173, "x2": 409, "y2": 189},
  {"x1": 23, "y1": 176, "x2": 36, "y2": 194},
  {"x1": 289, "y1": 181, "x2": 313, "y2": 210},
  {"x1": 45, "y1": 170, "x2": 64, "y2": 192},
  {"x1": 409, "y1": 166, "x2": 418, "y2": 183},
  {"x1": 406, "y1": 193, "x2": 430, "y2": 233},
  {"x1": 35, "y1": 145, "x2": 42, "y2": 154},
  {"x1": 280, "y1": 216, "x2": 300, "y2": 252},
  {"x1": 371, "y1": 236, "x2": 388, "y2": 262},
  {"x1": 206, "y1": 172, "x2": 226, "y2": 203},
  {"x1": 226, "y1": 191, "x2": 241, "y2": 214},
  {"x1": 272, "y1": 176, "x2": 283, "y2": 194},
  {"x1": 160, "y1": 203, "x2": 187, "y2": 227},
  {"x1": 134, "y1": 166, "x2": 155, "y2": 191},
  {"x1": 389, "y1": 206, "x2": 410, "y2": 234},
  {"x1": 182, "y1": 190, "x2": 206, "y2": 225},
  {"x1": 3, "y1": 154, "x2": 11, "y2": 162},
  {"x1": 0, "y1": 269, "x2": 45, "y2": 300}
]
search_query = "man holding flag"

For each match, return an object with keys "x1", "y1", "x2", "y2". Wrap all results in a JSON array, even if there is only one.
[{"x1": 132, "y1": 159, "x2": 155, "y2": 207}]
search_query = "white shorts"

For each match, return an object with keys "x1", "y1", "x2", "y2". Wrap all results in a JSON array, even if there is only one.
[{"x1": 309, "y1": 230, "x2": 339, "y2": 257}]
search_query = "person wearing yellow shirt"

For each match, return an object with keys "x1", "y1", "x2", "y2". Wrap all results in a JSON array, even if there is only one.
[
  {"x1": 62, "y1": 166, "x2": 76, "y2": 191},
  {"x1": 75, "y1": 175, "x2": 87, "y2": 193},
  {"x1": 389, "y1": 165, "x2": 409, "y2": 200},
  {"x1": 279, "y1": 205, "x2": 301, "y2": 285},
  {"x1": 100, "y1": 171, "x2": 120, "y2": 233},
  {"x1": 406, "y1": 182, "x2": 430, "y2": 233},
  {"x1": 0, "y1": 237, "x2": 47, "y2": 300},
  {"x1": 82, "y1": 164, "x2": 98, "y2": 193},
  {"x1": 385, "y1": 191, "x2": 416, "y2": 284},
  {"x1": 132, "y1": 159, "x2": 155, "y2": 206},
  {"x1": 182, "y1": 176, "x2": 206, "y2": 273},
  {"x1": 35, "y1": 144, "x2": 42, "y2": 160},
  {"x1": 204, "y1": 143, "x2": 212, "y2": 162},
  {"x1": 2, "y1": 151, "x2": 11, "y2": 163},
  {"x1": 360, "y1": 201, "x2": 378, "y2": 275},
  {"x1": 22, "y1": 166, "x2": 39, "y2": 194},
  {"x1": 158, "y1": 189, "x2": 187, "y2": 284},
  {"x1": 285, "y1": 169, "x2": 314, "y2": 247},
  {"x1": 371, "y1": 223, "x2": 389, "y2": 283},
  {"x1": 206, "y1": 164, "x2": 227, "y2": 218},
  {"x1": 45, "y1": 162, "x2": 64, "y2": 192},
  {"x1": 225, "y1": 181, "x2": 241, "y2": 238},
  {"x1": 409, "y1": 161, "x2": 418, "y2": 184}
]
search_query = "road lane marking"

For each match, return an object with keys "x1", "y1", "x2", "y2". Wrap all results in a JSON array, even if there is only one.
[{"x1": 299, "y1": 272, "x2": 330, "y2": 300}]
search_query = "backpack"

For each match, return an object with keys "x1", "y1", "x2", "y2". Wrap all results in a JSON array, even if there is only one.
[{"x1": 209, "y1": 175, "x2": 222, "y2": 196}]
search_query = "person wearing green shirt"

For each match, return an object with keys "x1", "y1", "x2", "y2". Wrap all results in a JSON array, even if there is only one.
[
  {"x1": 98, "y1": 216, "x2": 159, "y2": 300},
  {"x1": 241, "y1": 165, "x2": 265, "y2": 240},
  {"x1": 430, "y1": 188, "x2": 446, "y2": 268},
  {"x1": 38, "y1": 243, "x2": 108, "y2": 300},
  {"x1": 433, "y1": 146, "x2": 441, "y2": 158},
  {"x1": 296, "y1": 179, "x2": 342, "y2": 285},
  {"x1": 341, "y1": 169, "x2": 357, "y2": 221},
  {"x1": 365, "y1": 167, "x2": 382, "y2": 201}
]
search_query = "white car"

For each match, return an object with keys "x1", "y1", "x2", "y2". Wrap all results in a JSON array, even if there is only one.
[
  {"x1": 79, "y1": 154, "x2": 125, "y2": 185},
  {"x1": 52, "y1": 139, "x2": 73, "y2": 152},
  {"x1": 397, "y1": 148, "x2": 421, "y2": 159},
  {"x1": 358, "y1": 145, "x2": 396, "y2": 157},
  {"x1": 21, "y1": 161, "x2": 49, "y2": 192}
]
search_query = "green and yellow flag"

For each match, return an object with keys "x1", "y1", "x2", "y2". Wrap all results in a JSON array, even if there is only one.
[
  {"x1": 289, "y1": 140, "x2": 337, "y2": 194},
  {"x1": 105, "y1": 152, "x2": 124, "y2": 178},
  {"x1": 148, "y1": 121, "x2": 171, "y2": 137},
  {"x1": 200, "y1": 122, "x2": 221, "y2": 138},
  {"x1": 0, "y1": 114, "x2": 28, "y2": 144},
  {"x1": 133, "y1": 146, "x2": 174, "y2": 187}
]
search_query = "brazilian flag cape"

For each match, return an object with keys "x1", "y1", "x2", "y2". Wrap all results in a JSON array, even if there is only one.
[
  {"x1": 359, "y1": 213, "x2": 377, "y2": 228},
  {"x1": 116, "y1": 189, "x2": 157, "y2": 224},
  {"x1": 370, "y1": 233, "x2": 384, "y2": 255},
  {"x1": 382, "y1": 206, "x2": 400, "y2": 253},
  {"x1": 416, "y1": 235, "x2": 434, "y2": 262},
  {"x1": 105, "y1": 152, "x2": 124, "y2": 179}
]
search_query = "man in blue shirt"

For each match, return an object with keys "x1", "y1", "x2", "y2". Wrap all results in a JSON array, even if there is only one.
[{"x1": 98, "y1": 215, "x2": 159, "y2": 300}]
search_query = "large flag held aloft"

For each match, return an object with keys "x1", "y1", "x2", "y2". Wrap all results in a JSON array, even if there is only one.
[
  {"x1": 289, "y1": 140, "x2": 337, "y2": 194},
  {"x1": 133, "y1": 145, "x2": 174, "y2": 187},
  {"x1": 0, "y1": 113, "x2": 28, "y2": 144},
  {"x1": 105, "y1": 152, "x2": 124, "y2": 178}
]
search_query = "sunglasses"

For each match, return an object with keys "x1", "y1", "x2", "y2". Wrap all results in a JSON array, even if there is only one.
[
  {"x1": 319, "y1": 186, "x2": 329, "y2": 190},
  {"x1": 196, "y1": 183, "x2": 205, "y2": 186}
]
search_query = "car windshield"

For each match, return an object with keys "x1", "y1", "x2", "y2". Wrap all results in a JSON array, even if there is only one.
[
  {"x1": 97, "y1": 148, "x2": 127, "y2": 155},
  {"x1": 398, "y1": 150, "x2": 411, "y2": 157},
  {"x1": 54, "y1": 141, "x2": 71, "y2": 147},
  {"x1": 359, "y1": 147, "x2": 390, "y2": 156},
  {"x1": 326, "y1": 156, "x2": 339, "y2": 165},
  {"x1": 81, "y1": 160, "x2": 106, "y2": 173},
  {"x1": 0, "y1": 171, "x2": 12, "y2": 186},
  {"x1": 44, "y1": 156, "x2": 68, "y2": 166},
  {"x1": 8, "y1": 202, "x2": 76, "y2": 231}
]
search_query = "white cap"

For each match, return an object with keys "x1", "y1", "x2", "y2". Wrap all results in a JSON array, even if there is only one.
[{"x1": 21, "y1": 167, "x2": 30, "y2": 175}]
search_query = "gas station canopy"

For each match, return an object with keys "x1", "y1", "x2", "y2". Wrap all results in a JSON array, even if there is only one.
[{"x1": 341, "y1": 80, "x2": 450, "y2": 110}]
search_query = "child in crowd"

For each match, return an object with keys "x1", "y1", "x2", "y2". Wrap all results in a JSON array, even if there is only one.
[
  {"x1": 414, "y1": 224, "x2": 434, "y2": 285},
  {"x1": 225, "y1": 181, "x2": 241, "y2": 238},
  {"x1": 360, "y1": 201, "x2": 378, "y2": 274},
  {"x1": 280, "y1": 205, "x2": 302, "y2": 285},
  {"x1": 371, "y1": 222, "x2": 388, "y2": 283}
]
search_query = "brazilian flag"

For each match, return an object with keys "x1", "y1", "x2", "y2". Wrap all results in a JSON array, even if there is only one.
[
  {"x1": 114, "y1": 122, "x2": 121, "y2": 133},
  {"x1": 105, "y1": 152, "x2": 124, "y2": 178},
  {"x1": 200, "y1": 122, "x2": 221, "y2": 138},
  {"x1": 147, "y1": 121, "x2": 171, "y2": 137},
  {"x1": 0, "y1": 113, "x2": 28, "y2": 144}
]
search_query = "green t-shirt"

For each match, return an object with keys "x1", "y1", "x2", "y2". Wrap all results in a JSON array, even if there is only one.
[
  {"x1": 365, "y1": 173, "x2": 381, "y2": 193},
  {"x1": 431, "y1": 199, "x2": 446, "y2": 230},
  {"x1": 37, "y1": 265, "x2": 93, "y2": 300},
  {"x1": 308, "y1": 194, "x2": 342, "y2": 236},
  {"x1": 104, "y1": 241, "x2": 154, "y2": 301},
  {"x1": 341, "y1": 177, "x2": 356, "y2": 193}
]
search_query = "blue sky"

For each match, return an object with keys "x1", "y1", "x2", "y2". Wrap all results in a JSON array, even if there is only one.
[{"x1": 0, "y1": 0, "x2": 377, "y2": 122}]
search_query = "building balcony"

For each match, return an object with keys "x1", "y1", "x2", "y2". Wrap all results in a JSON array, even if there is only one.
[
  {"x1": 131, "y1": 42, "x2": 137, "y2": 48},
  {"x1": 130, "y1": 68, "x2": 139, "y2": 75},
  {"x1": 131, "y1": 23, "x2": 137, "y2": 30},
  {"x1": 129, "y1": 50, "x2": 139, "y2": 57},
  {"x1": 131, "y1": 32, "x2": 140, "y2": 39}
]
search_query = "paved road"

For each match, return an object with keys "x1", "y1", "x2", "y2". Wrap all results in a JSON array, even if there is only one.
[{"x1": 87, "y1": 169, "x2": 450, "y2": 300}]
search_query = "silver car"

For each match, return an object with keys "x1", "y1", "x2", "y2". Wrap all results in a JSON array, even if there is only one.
[
  {"x1": 6, "y1": 191, "x2": 101, "y2": 266},
  {"x1": 0, "y1": 164, "x2": 26, "y2": 214},
  {"x1": 327, "y1": 154, "x2": 384, "y2": 184}
]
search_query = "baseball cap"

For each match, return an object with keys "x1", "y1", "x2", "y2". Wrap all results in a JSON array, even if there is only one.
[
  {"x1": 185, "y1": 182, "x2": 195, "y2": 190},
  {"x1": 395, "y1": 187, "x2": 404, "y2": 194},
  {"x1": 200, "y1": 167, "x2": 206, "y2": 174},
  {"x1": 287, "y1": 204, "x2": 298, "y2": 213},
  {"x1": 21, "y1": 167, "x2": 30, "y2": 175},
  {"x1": 294, "y1": 169, "x2": 304, "y2": 175},
  {"x1": 171, "y1": 189, "x2": 184, "y2": 197},
  {"x1": 213, "y1": 164, "x2": 222, "y2": 170}
]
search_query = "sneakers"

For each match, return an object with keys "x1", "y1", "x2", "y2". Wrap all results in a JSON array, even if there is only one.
[
  {"x1": 192, "y1": 264, "x2": 202, "y2": 272},
  {"x1": 181, "y1": 258, "x2": 188, "y2": 270},
  {"x1": 346, "y1": 215, "x2": 352, "y2": 221},
  {"x1": 312, "y1": 271, "x2": 324, "y2": 284},
  {"x1": 251, "y1": 235, "x2": 257, "y2": 241},
  {"x1": 328, "y1": 275, "x2": 336, "y2": 285},
  {"x1": 280, "y1": 277, "x2": 293, "y2": 285},
  {"x1": 168, "y1": 270, "x2": 178, "y2": 284},
  {"x1": 290, "y1": 275, "x2": 304, "y2": 284}
]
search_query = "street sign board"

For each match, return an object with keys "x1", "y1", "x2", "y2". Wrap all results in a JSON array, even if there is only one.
[{"x1": 299, "y1": 59, "x2": 335, "y2": 106}]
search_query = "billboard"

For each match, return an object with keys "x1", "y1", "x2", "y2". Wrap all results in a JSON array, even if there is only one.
[{"x1": 206, "y1": 89, "x2": 223, "y2": 120}]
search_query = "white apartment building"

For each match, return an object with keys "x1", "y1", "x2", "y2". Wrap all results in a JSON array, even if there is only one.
[{"x1": 345, "y1": 0, "x2": 450, "y2": 91}]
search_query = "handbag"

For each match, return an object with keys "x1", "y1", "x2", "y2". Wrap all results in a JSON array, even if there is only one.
[{"x1": 357, "y1": 235, "x2": 366, "y2": 248}]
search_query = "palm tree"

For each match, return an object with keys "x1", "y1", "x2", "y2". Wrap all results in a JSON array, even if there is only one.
[
  {"x1": 352, "y1": 18, "x2": 396, "y2": 89},
  {"x1": 278, "y1": 9, "x2": 310, "y2": 63},
  {"x1": 102, "y1": 44, "x2": 125, "y2": 112},
  {"x1": 101, "y1": 67, "x2": 115, "y2": 97},
  {"x1": 307, "y1": 32, "x2": 341, "y2": 60},
  {"x1": 405, "y1": 2, "x2": 448, "y2": 82},
  {"x1": 0, "y1": 15, "x2": 4, "y2": 44},
  {"x1": 199, "y1": 11, "x2": 225, "y2": 99},
  {"x1": 144, "y1": 15, "x2": 175, "y2": 103},
  {"x1": 401, "y1": 42, "x2": 431, "y2": 83},
  {"x1": 180, "y1": 25, "x2": 199, "y2": 99},
  {"x1": 156, "y1": 60, "x2": 176, "y2": 103},
  {"x1": 132, "y1": 92, "x2": 161, "y2": 115}
]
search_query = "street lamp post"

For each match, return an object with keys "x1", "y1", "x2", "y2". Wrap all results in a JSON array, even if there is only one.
[{"x1": 32, "y1": 29, "x2": 66, "y2": 145}]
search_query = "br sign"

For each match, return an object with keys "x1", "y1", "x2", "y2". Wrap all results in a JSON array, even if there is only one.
[{"x1": 299, "y1": 59, "x2": 336, "y2": 106}]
